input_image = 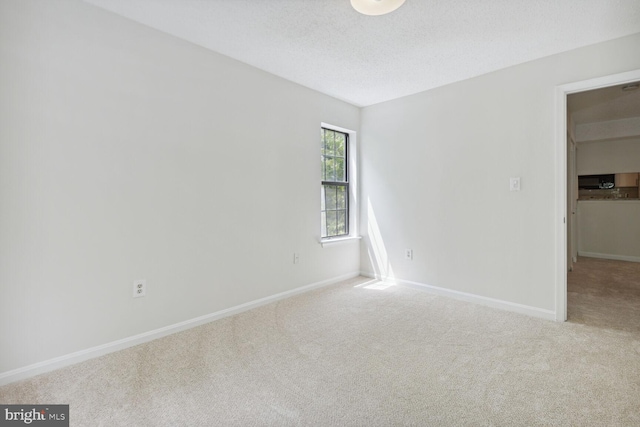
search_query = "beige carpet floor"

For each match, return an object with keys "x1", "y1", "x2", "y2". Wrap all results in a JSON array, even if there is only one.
[
  {"x1": 568, "y1": 256, "x2": 640, "y2": 334},
  {"x1": 2, "y1": 259, "x2": 640, "y2": 426}
]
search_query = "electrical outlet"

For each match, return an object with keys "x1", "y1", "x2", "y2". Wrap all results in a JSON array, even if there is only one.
[
  {"x1": 404, "y1": 249, "x2": 413, "y2": 261},
  {"x1": 133, "y1": 279, "x2": 146, "y2": 298},
  {"x1": 293, "y1": 253, "x2": 299, "y2": 264}
]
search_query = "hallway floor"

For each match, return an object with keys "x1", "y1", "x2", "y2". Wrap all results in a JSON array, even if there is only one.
[{"x1": 568, "y1": 256, "x2": 640, "y2": 333}]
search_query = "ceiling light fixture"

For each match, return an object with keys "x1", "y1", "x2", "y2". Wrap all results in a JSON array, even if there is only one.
[
  {"x1": 621, "y1": 83, "x2": 639, "y2": 92},
  {"x1": 351, "y1": 0, "x2": 406, "y2": 16}
]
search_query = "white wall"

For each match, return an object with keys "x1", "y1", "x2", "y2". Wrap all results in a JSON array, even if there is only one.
[
  {"x1": 360, "y1": 32, "x2": 640, "y2": 312},
  {"x1": 578, "y1": 201, "x2": 640, "y2": 261},
  {"x1": 576, "y1": 117, "x2": 640, "y2": 142},
  {"x1": 0, "y1": 0, "x2": 360, "y2": 375},
  {"x1": 577, "y1": 137, "x2": 640, "y2": 175}
]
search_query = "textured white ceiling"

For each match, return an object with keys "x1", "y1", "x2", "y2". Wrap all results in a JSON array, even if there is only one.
[{"x1": 82, "y1": 0, "x2": 640, "y2": 106}]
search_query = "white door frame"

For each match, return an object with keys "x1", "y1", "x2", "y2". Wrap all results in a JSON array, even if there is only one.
[{"x1": 554, "y1": 69, "x2": 640, "y2": 322}]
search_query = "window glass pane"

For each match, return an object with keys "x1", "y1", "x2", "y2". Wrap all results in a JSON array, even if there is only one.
[
  {"x1": 321, "y1": 128, "x2": 350, "y2": 239},
  {"x1": 325, "y1": 157, "x2": 336, "y2": 182},
  {"x1": 337, "y1": 210, "x2": 347, "y2": 235},
  {"x1": 325, "y1": 130, "x2": 335, "y2": 157},
  {"x1": 327, "y1": 211, "x2": 337, "y2": 236},
  {"x1": 337, "y1": 186, "x2": 346, "y2": 209},
  {"x1": 336, "y1": 158, "x2": 345, "y2": 182},
  {"x1": 321, "y1": 211, "x2": 327, "y2": 238},
  {"x1": 326, "y1": 186, "x2": 337, "y2": 210},
  {"x1": 335, "y1": 133, "x2": 346, "y2": 157}
]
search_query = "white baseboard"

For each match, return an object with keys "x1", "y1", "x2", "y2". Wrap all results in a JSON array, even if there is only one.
[
  {"x1": 360, "y1": 271, "x2": 556, "y2": 321},
  {"x1": 0, "y1": 271, "x2": 360, "y2": 387},
  {"x1": 578, "y1": 251, "x2": 640, "y2": 263}
]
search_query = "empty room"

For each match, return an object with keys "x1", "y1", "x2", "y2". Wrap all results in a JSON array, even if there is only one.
[{"x1": 1, "y1": 0, "x2": 640, "y2": 425}]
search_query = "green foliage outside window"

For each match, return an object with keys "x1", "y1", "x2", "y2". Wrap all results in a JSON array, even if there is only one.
[{"x1": 321, "y1": 128, "x2": 348, "y2": 238}]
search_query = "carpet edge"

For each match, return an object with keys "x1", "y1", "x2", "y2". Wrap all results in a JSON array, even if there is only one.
[{"x1": 360, "y1": 271, "x2": 556, "y2": 321}]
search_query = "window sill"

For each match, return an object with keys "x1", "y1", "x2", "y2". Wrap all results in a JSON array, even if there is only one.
[{"x1": 320, "y1": 236, "x2": 362, "y2": 247}]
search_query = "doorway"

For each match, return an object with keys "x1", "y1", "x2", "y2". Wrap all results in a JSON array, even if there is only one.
[{"x1": 555, "y1": 69, "x2": 640, "y2": 322}]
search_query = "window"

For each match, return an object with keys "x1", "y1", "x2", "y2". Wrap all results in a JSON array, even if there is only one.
[{"x1": 321, "y1": 127, "x2": 349, "y2": 238}]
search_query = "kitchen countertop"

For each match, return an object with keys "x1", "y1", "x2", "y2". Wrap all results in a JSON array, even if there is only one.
[{"x1": 578, "y1": 198, "x2": 640, "y2": 202}]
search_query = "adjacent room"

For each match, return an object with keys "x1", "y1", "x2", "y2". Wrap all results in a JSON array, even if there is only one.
[
  {"x1": 567, "y1": 82, "x2": 640, "y2": 332},
  {"x1": 1, "y1": 0, "x2": 640, "y2": 425}
]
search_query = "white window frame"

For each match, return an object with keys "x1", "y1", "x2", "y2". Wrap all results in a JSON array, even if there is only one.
[{"x1": 320, "y1": 122, "x2": 360, "y2": 246}]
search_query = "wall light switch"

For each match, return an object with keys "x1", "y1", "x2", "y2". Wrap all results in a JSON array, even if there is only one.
[
  {"x1": 510, "y1": 177, "x2": 521, "y2": 192},
  {"x1": 404, "y1": 249, "x2": 413, "y2": 261}
]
